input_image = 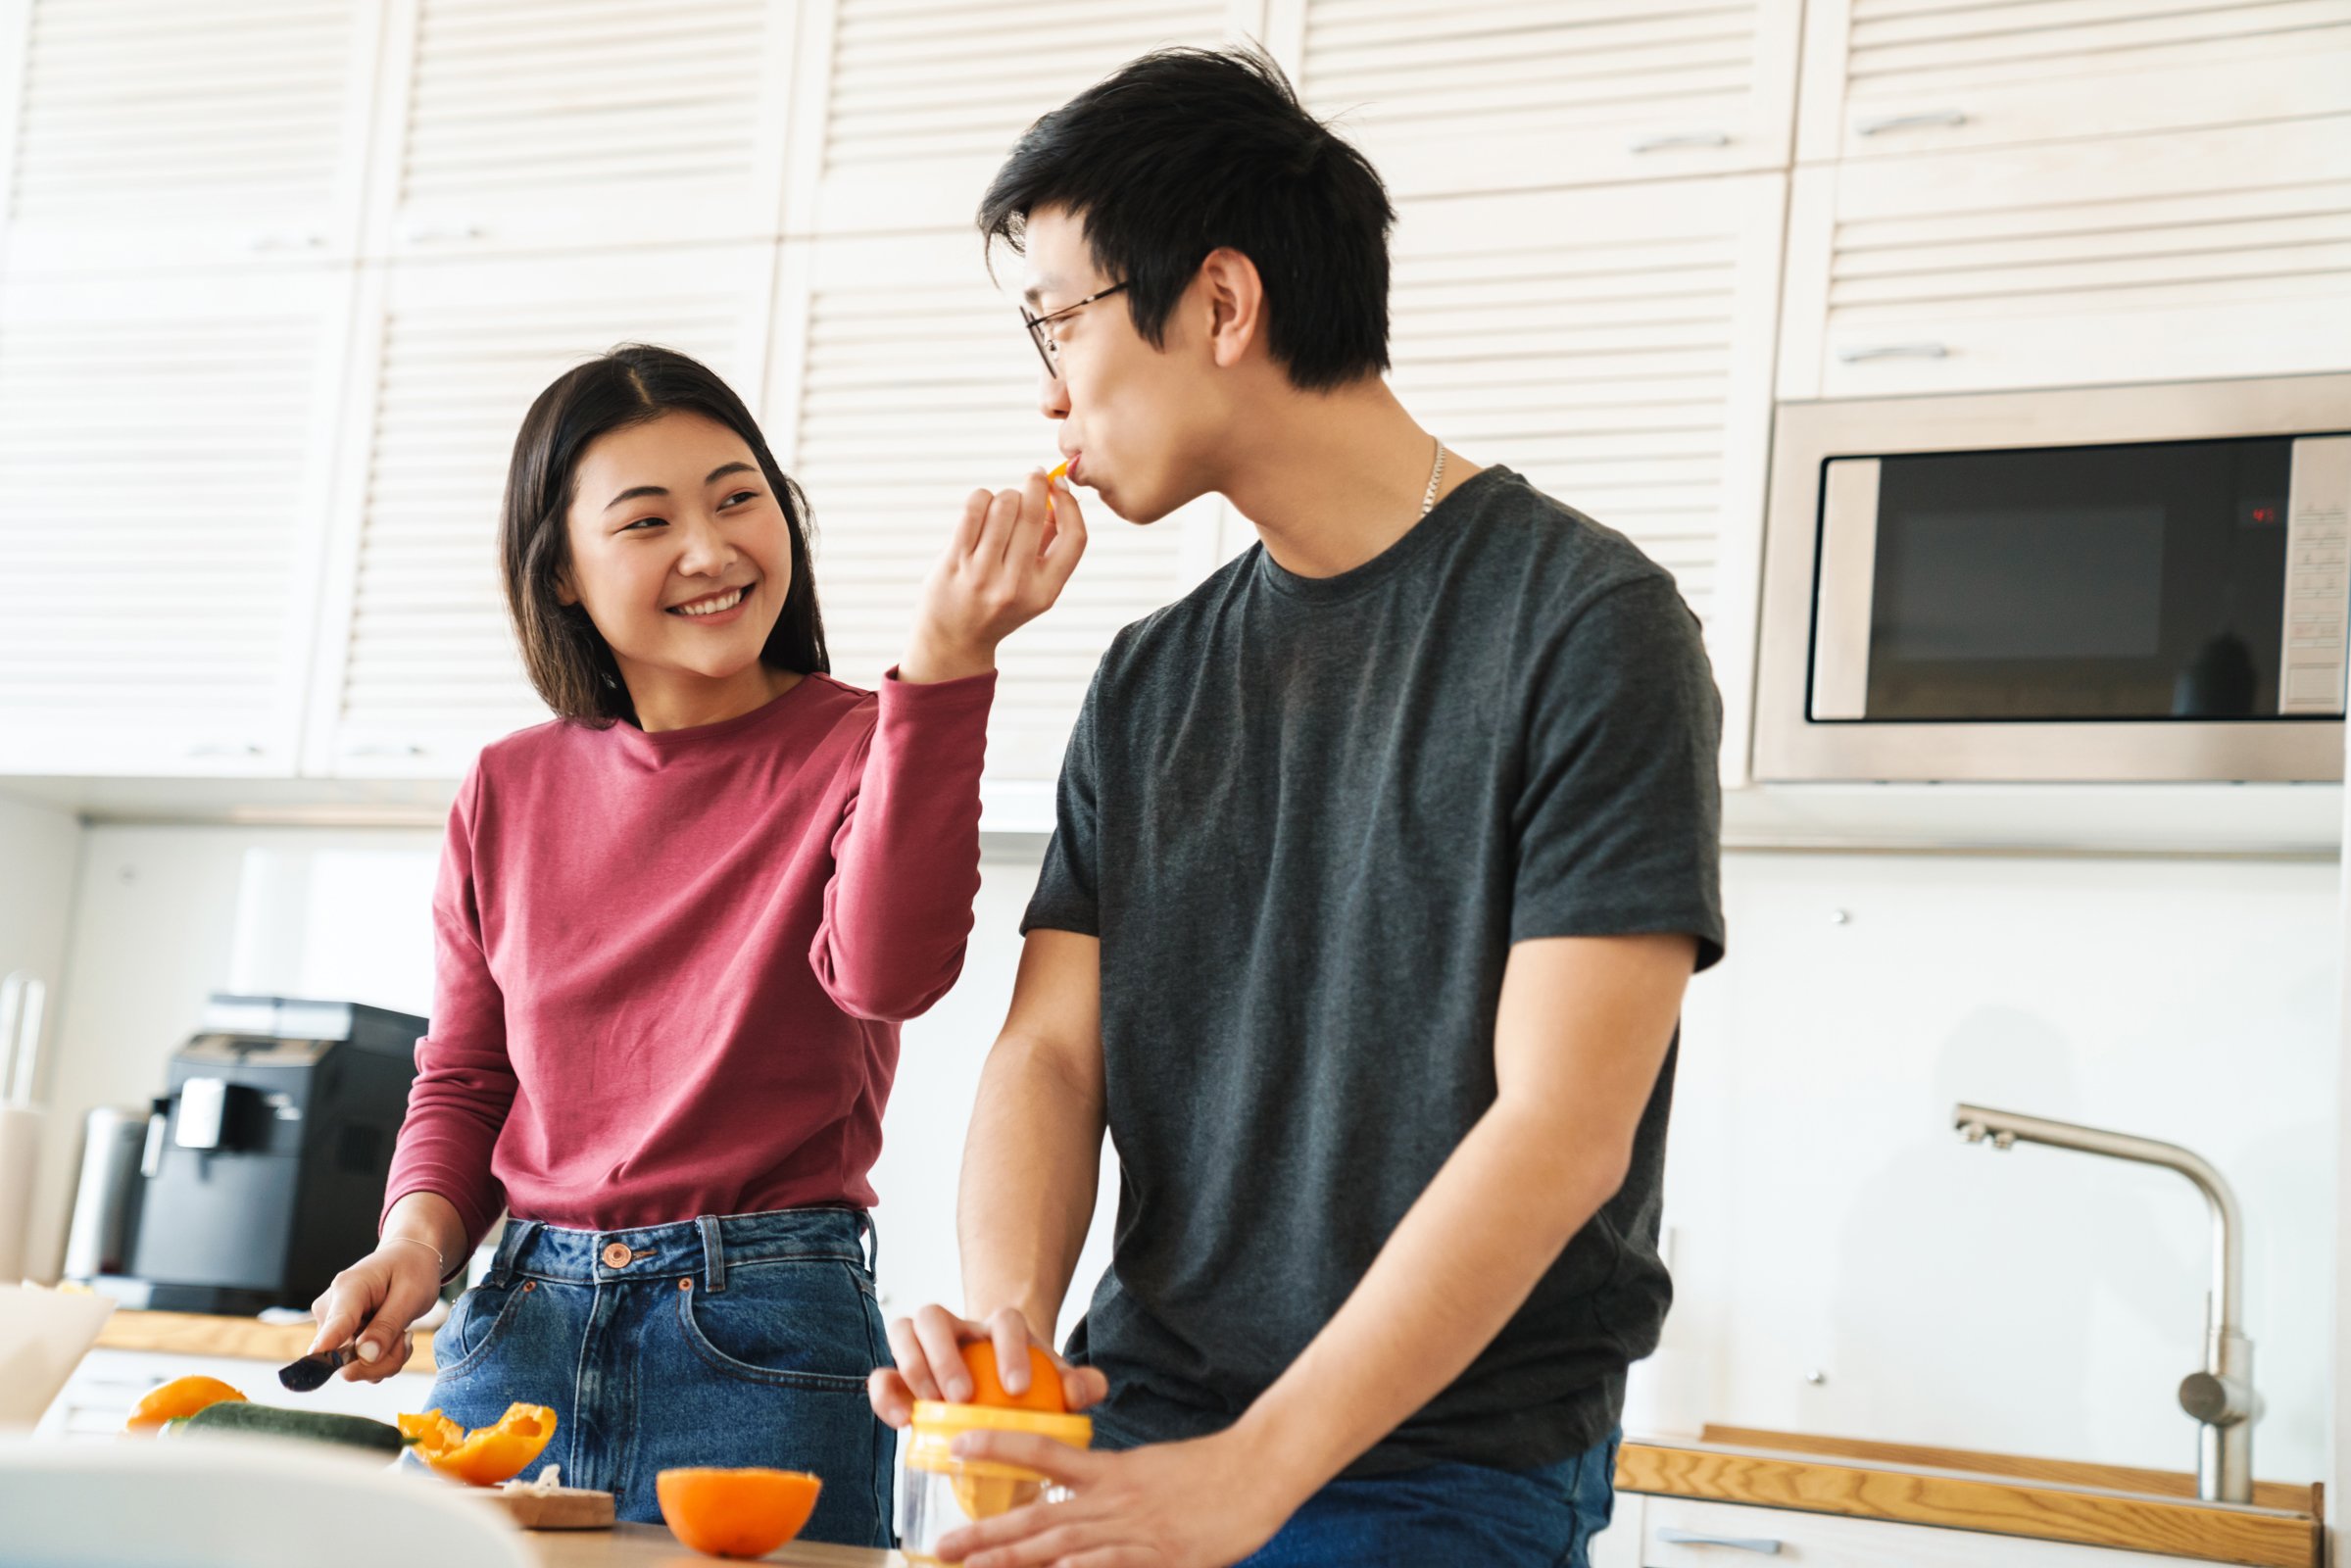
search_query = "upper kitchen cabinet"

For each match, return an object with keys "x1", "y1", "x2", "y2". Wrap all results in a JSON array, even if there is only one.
[
  {"x1": 782, "y1": 0, "x2": 1250, "y2": 236},
  {"x1": 1779, "y1": 115, "x2": 2351, "y2": 399},
  {"x1": 1796, "y1": 0, "x2": 2351, "y2": 164},
  {"x1": 0, "y1": 269, "x2": 354, "y2": 776},
  {"x1": 0, "y1": 0, "x2": 381, "y2": 277},
  {"x1": 767, "y1": 229, "x2": 1226, "y2": 788},
  {"x1": 1272, "y1": 0, "x2": 1802, "y2": 200},
  {"x1": 1388, "y1": 175, "x2": 1788, "y2": 784},
  {"x1": 303, "y1": 243, "x2": 779, "y2": 778},
  {"x1": 363, "y1": 0, "x2": 797, "y2": 261}
]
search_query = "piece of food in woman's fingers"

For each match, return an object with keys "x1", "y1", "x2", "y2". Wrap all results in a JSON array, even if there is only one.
[{"x1": 1046, "y1": 458, "x2": 1071, "y2": 516}]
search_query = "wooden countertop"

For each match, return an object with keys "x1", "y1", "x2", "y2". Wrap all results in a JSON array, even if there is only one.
[
  {"x1": 92, "y1": 1309, "x2": 437, "y2": 1372},
  {"x1": 1618, "y1": 1426, "x2": 2325, "y2": 1568},
  {"x1": 516, "y1": 1524, "x2": 897, "y2": 1566},
  {"x1": 71, "y1": 1322, "x2": 2326, "y2": 1568},
  {"x1": 497, "y1": 1428, "x2": 2321, "y2": 1568}
]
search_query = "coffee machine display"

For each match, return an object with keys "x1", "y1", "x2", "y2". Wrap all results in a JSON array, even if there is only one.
[{"x1": 124, "y1": 994, "x2": 426, "y2": 1314}]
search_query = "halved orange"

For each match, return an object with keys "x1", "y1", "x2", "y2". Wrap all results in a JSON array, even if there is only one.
[
  {"x1": 961, "y1": 1341, "x2": 1065, "y2": 1414},
  {"x1": 658, "y1": 1467, "x2": 822, "y2": 1558},
  {"x1": 124, "y1": 1376, "x2": 245, "y2": 1436}
]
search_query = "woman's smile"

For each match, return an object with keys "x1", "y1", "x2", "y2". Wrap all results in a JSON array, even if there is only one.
[{"x1": 666, "y1": 578, "x2": 757, "y2": 625}]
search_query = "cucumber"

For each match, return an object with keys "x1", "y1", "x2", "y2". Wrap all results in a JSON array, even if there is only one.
[{"x1": 170, "y1": 1399, "x2": 412, "y2": 1456}]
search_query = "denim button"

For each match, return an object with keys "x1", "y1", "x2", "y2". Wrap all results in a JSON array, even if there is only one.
[{"x1": 601, "y1": 1242, "x2": 632, "y2": 1269}]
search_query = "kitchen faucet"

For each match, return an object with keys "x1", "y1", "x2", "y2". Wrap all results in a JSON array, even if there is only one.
[{"x1": 1951, "y1": 1103, "x2": 2256, "y2": 1504}]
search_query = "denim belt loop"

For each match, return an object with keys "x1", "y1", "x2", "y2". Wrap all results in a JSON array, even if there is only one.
[
  {"x1": 698, "y1": 1214, "x2": 727, "y2": 1294},
  {"x1": 859, "y1": 1210, "x2": 879, "y2": 1277},
  {"x1": 485, "y1": 1218, "x2": 540, "y2": 1289}
]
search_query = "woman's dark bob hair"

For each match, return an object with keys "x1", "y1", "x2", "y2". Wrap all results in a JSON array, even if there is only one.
[{"x1": 499, "y1": 343, "x2": 827, "y2": 728}]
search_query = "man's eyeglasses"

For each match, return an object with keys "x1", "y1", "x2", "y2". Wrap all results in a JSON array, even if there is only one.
[{"x1": 1019, "y1": 282, "x2": 1131, "y2": 377}]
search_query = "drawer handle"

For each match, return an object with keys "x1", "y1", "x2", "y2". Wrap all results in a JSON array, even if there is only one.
[
  {"x1": 1836, "y1": 342, "x2": 1949, "y2": 363},
  {"x1": 1658, "y1": 1527, "x2": 1784, "y2": 1553},
  {"x1": 1630, "y1": 129, "x2": 1733, "y2": 154},
  {"x1": 1856, "y1": 109, "x2": 1968, "y2": 137}
]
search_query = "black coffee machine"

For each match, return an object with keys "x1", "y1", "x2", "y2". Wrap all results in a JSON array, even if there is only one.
[{"x1": 125, "y1": 994, "x2": 426, "y2": 1314}]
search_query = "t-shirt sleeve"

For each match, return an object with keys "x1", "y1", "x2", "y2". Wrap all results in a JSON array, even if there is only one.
[
  {"x1": 379, "y1": 760, "x2": 516, "y2": 1270},
  {"x1": 1021, "y1": 650, "x2": 1107, "y2": 938},
  {"x1": 1511, "y1": 571, "x2": 1726, "y2": 970}
]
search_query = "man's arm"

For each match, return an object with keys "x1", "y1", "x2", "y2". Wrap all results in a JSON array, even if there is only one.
[
  {"x1": 869, "y1": 928, "x2": 1112, "y2": 1421},
  {"x1": 944, "y1": 930, "x2": 1696, "y2": 1568},
  {"x1": 961, "y1": 929, "x2": 1106, "y2": 1336},
  {"x1": 1231, "y1": 931, "x2": 1694, "y2": 1484}
]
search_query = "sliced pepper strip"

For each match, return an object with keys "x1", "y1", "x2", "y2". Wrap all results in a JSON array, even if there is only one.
[{"x1": 397, "y1": 1402, "x2": 557, "y2": 1487}]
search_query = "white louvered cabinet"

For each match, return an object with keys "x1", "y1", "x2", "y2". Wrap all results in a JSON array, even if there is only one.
[
  {"x1": 1272, "y1": 0, "x2": 1803, "y2": 201},
  {"x1": 784, "y1": 0, "x2": 1252, "y2": 236},
  {"x1": 1795, "y1": 0, "x2": 2351, "y2": 165},
  {"x1": 303, "y1": 243, "x2": 779, "y2": 777},
  {"x1": 0, "y1": 0, "x2": 381, "y2": 277},
  {"x1": 1778, "y1": 115, "x2": 2351, "y2": 400},
  {"x1": 767, "y1": 229, "x2": 1226, "y2": 788},
  {"x1": 364, "y1": 0, "x2": 797, "y2": 261},
  {"x1": 1388, "y1": 174, "x2": 1787, "y2": 786},
  {"x1": 0, "y1": 269, "x2": 354, "y2": 775}
]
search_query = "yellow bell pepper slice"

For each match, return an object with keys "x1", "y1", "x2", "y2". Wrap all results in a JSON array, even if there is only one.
[{"x1": 397, "y1": 1401, "x2": 557, "y2": 1487}]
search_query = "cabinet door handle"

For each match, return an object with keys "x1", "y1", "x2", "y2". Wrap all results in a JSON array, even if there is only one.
[
  {"x1": 1658, "y1": 1527, "x2": 1784, "y2": 1553},
  {"x1": 1630, "y1": 129, "x2": 1733, "y2": 154},
  {"x1": 1836, "y1": 342, "x2": 1949, "y2": 363},
  {"x1": 1856, "y1": 109, "x2": 1968, "y2": 137}
]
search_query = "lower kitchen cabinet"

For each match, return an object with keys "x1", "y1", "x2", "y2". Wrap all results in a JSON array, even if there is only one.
[
  {"x1": 36, "y1": 1348, "x2": 435, "y2": 1441},
  {"x1": 1640, "y1": 1496, "x2": 2230, "y2": 1567}
]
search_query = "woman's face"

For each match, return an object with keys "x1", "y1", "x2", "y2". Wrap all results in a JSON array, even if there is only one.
[{"x1": 556, "y1": 411, "x2": 793, "y2": 687}]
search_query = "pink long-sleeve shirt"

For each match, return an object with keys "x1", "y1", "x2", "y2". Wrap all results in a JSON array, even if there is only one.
[{"x1": 379, "y1": 668, "x2": 995, "y2": 1259}]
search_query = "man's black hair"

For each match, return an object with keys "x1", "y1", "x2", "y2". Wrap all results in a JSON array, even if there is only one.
[{"x1": 978, "y1": 45, "x2": 1395, "y2": 392}]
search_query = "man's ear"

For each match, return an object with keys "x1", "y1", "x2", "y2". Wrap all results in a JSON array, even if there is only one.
[{"x1": 1198, "y1": 246, "x2": 1265, "y2": 369}]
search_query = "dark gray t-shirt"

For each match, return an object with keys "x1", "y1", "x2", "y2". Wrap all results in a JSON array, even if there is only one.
[{"x1": 1021, "y1": 465, "x2": 1726, "y2": 1477}]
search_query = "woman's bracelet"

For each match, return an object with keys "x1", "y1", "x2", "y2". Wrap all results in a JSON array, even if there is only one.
[{"x1": 381, "y1": 1234, "x2": 446, "y2": 1271}]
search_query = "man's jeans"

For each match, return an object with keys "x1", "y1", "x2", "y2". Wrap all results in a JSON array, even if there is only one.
[{"x1": 1238, "y1": 1427, "x2": 1622, "y2": 1568}]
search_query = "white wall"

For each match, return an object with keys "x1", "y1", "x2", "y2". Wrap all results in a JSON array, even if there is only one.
[
  {"x1": 20, "y1": 823, "x2": 1115, "y2": 1344},
  {"x1": 1655, "y1": 849, "x2": 2338, "y2": 1486},
  {"x1": 0, "y1": 790, "x2": 78, "y2": 1023},
  {"x1": 0, "y1": 789, "x2": 82, "y2": 1279},
  {"x1": 22, "y1": 812, "x2": 2335, "y2": 1488}
]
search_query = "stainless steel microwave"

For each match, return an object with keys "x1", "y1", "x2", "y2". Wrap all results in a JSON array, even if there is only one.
[{"x1": 1753, "y1": 374, "x2": 2351, "y2": 783}]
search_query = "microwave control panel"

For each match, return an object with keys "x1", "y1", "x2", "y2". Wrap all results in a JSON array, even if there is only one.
[{"x1": 2284, "y1": 435, "x2": 2350, "y2": 715}]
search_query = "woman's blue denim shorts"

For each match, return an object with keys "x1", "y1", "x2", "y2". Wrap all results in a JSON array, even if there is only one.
[{"x1": 424, "y1": 1205, "x2": 894, "y2": 1548}]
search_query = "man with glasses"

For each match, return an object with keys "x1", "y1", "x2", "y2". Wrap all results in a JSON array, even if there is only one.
[{"x1": 867, "y1": 46, "x2": 1726, "y2": 1568}]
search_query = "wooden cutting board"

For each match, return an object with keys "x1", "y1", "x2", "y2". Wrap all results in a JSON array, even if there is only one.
[{"x1": 484, "y1": 1486, "x2": 615, "y2": 1530}]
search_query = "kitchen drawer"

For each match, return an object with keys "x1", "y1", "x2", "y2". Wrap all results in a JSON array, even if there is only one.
[
  {"x1": 1641, "y1": 1496, "x2": 2221, "y2": 1567},
  {"x1": 36, "y1": 1348, "x2": 436, "y2": 1441}
]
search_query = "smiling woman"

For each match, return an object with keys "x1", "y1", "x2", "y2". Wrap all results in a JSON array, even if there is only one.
[
  {"x1": 296, "y1": 343, "x2": 1087, "y2": 1546},
  {"x1": 498, "y1": 346, "x2": 829, "y2": 734}
]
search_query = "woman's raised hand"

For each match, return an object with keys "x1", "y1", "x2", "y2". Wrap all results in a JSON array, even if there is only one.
[{"x1": 900, "y1": 468, "x2": 1087, "y2": 684}]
